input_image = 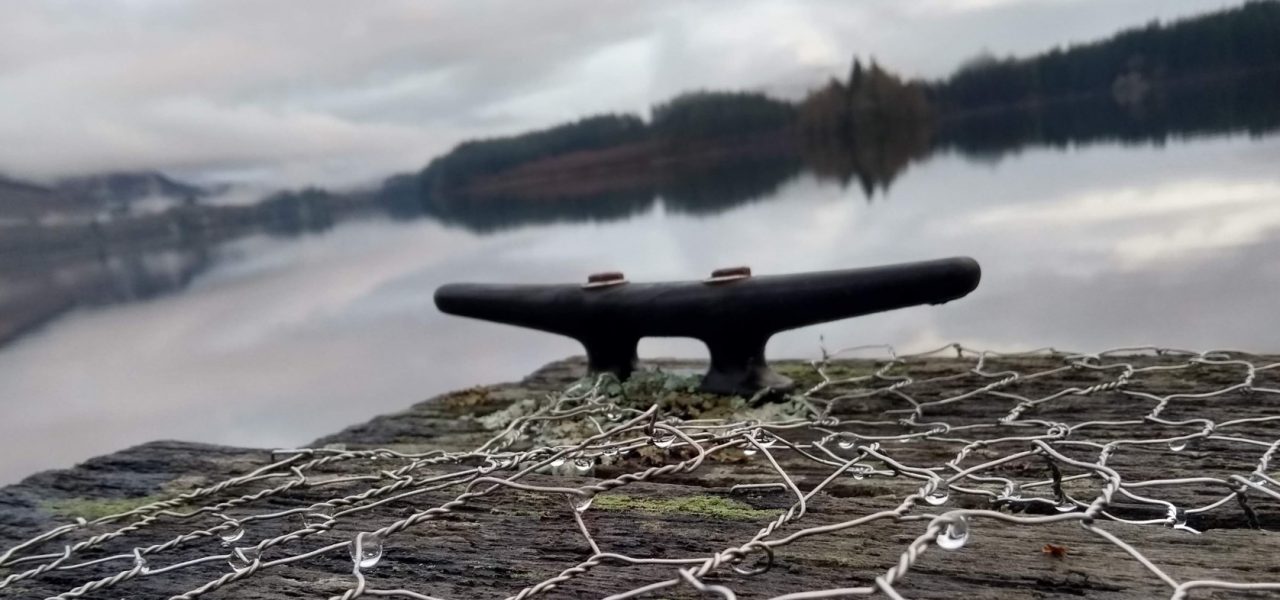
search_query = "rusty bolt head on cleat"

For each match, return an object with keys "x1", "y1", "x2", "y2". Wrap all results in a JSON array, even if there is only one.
[
  {"x1": 704, "y1": 266, "x2": 752, "y2": 284},
  {"x1": 583, "y1": 271, "x2": 628, "y2": 289}
]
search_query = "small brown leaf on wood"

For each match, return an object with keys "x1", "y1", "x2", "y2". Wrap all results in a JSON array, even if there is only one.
[{"x1": 1042, "y1": 543, "x2": 1069, "y2": 559}]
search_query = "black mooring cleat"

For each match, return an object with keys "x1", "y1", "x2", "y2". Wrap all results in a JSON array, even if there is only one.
[{"x1": 434, "y1": 257, "x2": 981, "y2": 396}]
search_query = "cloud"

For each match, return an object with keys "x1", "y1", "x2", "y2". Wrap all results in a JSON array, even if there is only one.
[{"x1": 0, "y1": 0, "x2": 1240, "y2": 187}]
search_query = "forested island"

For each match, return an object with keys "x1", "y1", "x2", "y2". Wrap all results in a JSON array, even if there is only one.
[{"x1": 376, "y1": 0, "x2": 1280, "y2": 219}]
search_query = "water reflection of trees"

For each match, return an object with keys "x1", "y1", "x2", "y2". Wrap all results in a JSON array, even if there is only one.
[
  {"x1": 422, "y1": 186, "x2": 657, "y2": 234},
  {"x1": 936, "y1": 69, "x2": 1280, "y2": 159},
  {"x1": 658, "y1": 151, "x2": 804, "y2": 216},
  {"x1": 800, "y1": 126, "x2": 931, "y2": 199},
  {"x1": 0, "y1": 188, "x2": 345, "y2": 346},
  {"x1": 0, "y1": 232, "x2": 212, "y2": 346},
  {"x1": 396, "y1": 71, "x2": 1277, "y2": 234},
  {"x1": 376, "y1": 136, "x2": 806, "y2": 233}
]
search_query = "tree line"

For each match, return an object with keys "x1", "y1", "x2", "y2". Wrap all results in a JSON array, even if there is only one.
[
  {"x1": 396, "y1": 1, "x2": 1280, "y2": 204},
  {"x1": 933, "y1": 0, "x2": 1280, "y2": 112},
  {"x1": 415, "y1": 92, "x2": 795, "y2": 199}
]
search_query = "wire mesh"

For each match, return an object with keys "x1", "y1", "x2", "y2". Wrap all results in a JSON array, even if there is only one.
[{"x1": 2, "y1": 343, "x2": 1279, "y2": 599}]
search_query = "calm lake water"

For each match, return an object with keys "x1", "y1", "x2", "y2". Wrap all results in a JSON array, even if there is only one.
[{"x1": 3, "y1": 132, "x2": 1280, "y2": 483}]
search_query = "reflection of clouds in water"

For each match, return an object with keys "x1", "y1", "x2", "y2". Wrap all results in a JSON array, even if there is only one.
[
  {"x1": 0, "y1": 226, "x2": 578, "y2": 482},
  {"x1": 1113, "y1": 197, "x2": 1280, "y2": 267},
  {"x1": 185, "y1": 223, "x2": 481, "y2": 351},
  {"x1": 2, "y1": 135, "x2": 1280, "y2": 483},
  {"x1": 949, "y1": 235, "x2": 1280, "y2": 352},
  {"x1": 966, "y1": 180, "x2": 1280, "y2": 267},
  {"x1": 969, "y1": 180, "x2": 1280, "y2": 225}
]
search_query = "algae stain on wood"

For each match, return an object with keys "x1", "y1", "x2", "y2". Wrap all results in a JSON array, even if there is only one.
[
  {"x1": 38, "y1": 476, "x2": 202, "y2": 521},
  {"x1": 40, "y1": 494, "x2": 174, "y2": 521},
  {"x1": 592, "y1": 494, "x2": 775, "y2": 521}
]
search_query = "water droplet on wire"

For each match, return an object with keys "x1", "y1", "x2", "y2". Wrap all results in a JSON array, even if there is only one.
[
  {"x1": 924, "y1": 484, "x2": 950, "y2": 506},
  {"x1": 651, "y1": 431, "x2": 675, "y2": 448},
  {"x1": 227, "y1": 547, "x2": 259, "y2": 572},
  {"x1": 937, "y1": 516, "x2": 970, "y2": 550},
  {"x1": 302, "y1": 507, "x2": 332, "y2": 528},
  {"x1": 219, "y1": 522, "x2": 244, "y2": 545},
  {"x1": 351, "y1": 533, "x2": 384, "y2": 569},
  {"x1": 999, "y1": 483, "x2": 1021, "y2": 501},
  {"x1": 753, "y1": 429, "x2": 777, "y2": 449}
]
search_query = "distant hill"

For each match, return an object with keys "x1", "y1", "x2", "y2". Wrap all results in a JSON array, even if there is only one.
[
  {"x1": 56, "y1": 171, "x2": 207, "y2": 213},
  {"x1": 0, "y1": 171, "x2": 208, "y2": 223},
  {"x1": 0, "y1": 176, "x2": 54, "y2": 201},
  {"x1": 0, "y1": 176, "x2": 91, "y2": 224}
]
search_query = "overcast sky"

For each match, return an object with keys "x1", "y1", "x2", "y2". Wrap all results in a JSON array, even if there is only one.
[{"x1": 0, "y1": 0, "x2": 1242, "y2": 189}]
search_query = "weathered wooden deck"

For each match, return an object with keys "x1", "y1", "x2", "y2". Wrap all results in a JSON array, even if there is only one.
[{"x1": 2, "y1": 352, "x2": 1278, "y2": 599}]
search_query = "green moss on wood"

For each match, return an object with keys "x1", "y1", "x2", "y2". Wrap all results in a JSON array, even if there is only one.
[
  {"x1": 606, "y1": 370, "x2": 752, "y2": 420},
  {"x1": 437, "y1": 387, "x2": 505, "y2": 417},
  {"x1": 592, "y1": 494, "x2": 775, "y2": 521},
  {"x1": 41, "y1": 495, "x2": 171, "y2": 521},
  {"x1": 489, "y1": 505, "x2": 550, "y2": 518},
  {"x1": 773, "y1": 360, "x2": 911, "y2": 389}
]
